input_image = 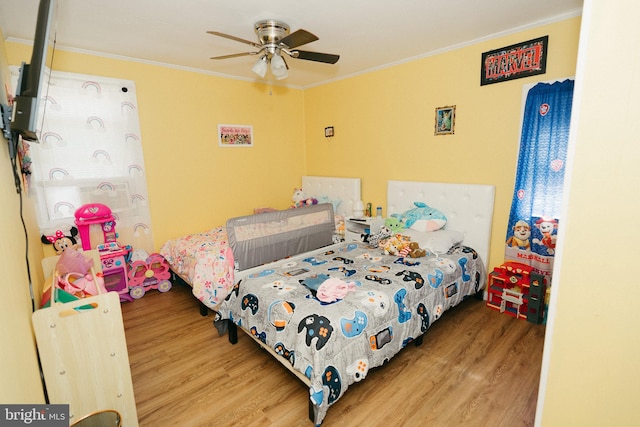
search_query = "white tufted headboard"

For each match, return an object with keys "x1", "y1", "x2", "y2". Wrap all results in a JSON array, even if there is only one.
[
  {"x1": 387, "y1": 181, "x2": 495, "y2": 270},
  {"x1": 302, "y1": 176, "x2": 361, "y2": 218}
]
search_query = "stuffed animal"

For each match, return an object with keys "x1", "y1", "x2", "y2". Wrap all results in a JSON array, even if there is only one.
[
  {"x1": 394, "y1": 202, "x2": 447, "y2": 232},
  {"x1": 363, "y1": 225, "x2": 392, "y2": 248},
  {"x1": 394, "y1": 240, "x2": 427, "y2": 258},
  {"x1": 405, "y1": 241, "x2": 427, "y2": 258},
  {"x1": 382, "y1": 234, "x2": 410, "y2": 255},
  {"x1": 382, "y1": 236, "x2": 405, "y2": 255},
  {"x1": 291, "y1": 188, "x2": 318, "y2": 208},
  {"x1": 41, "y1": 227, "x2": 80, "y2": 254},
  {"x1": 292, "y1": 188, "x2": 305, "y2": 207},
  {"x1": 384, "y1": 217, "x2": 405, "y2": 233}
]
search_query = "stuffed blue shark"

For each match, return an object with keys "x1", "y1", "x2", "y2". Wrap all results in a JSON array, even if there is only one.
[{"x1": 394, "y1": 202, "x2": 447, "y2": 232}]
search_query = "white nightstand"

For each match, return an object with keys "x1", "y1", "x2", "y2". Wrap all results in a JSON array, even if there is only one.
[{"x1": 344, "y1": 217, "x2": 385, "y2": 242}]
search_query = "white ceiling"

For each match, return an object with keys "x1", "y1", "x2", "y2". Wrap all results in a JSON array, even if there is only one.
[{"x1": 0, "y1": 0, "x2": 583, "y2": 88}]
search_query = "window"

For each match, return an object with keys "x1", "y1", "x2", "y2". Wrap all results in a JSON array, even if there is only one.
[{"x1": 20, "y1": 69, "x2": 154, "y2": 253}]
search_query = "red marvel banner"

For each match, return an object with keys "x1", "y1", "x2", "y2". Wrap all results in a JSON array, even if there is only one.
[{"x1": 481, "y1": 36, "x2": 548, "y2": 86}]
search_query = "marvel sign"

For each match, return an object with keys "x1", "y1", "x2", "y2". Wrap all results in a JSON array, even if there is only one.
[{"x1": 481, "y1": 36, "x2": 548, "y2": 86}]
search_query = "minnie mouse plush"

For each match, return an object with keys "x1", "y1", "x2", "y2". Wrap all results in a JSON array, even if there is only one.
[{"x1": 41, "y1": 227, "x2": 80, "y2": 254}]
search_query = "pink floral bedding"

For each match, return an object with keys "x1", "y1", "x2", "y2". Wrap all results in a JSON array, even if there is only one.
[
  {"x1": 160, "y1": 207, "x2": 344, "y2": 310},
  {"x1": 160, "y1": 227, "x2": 235, "y2": 309}
]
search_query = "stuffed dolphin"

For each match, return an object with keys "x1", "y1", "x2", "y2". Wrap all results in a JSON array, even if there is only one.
[{"x1": 396, "y1": 202, "x2": 447, "y2": 232}]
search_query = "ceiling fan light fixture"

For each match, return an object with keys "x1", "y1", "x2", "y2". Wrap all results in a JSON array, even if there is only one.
[
  {"x1": 270, "y1": 52, "x2": 288, "y2": 80},
  {"x1": 208, "y1": 20, "x2": 339, "y2": 80},
  {"x1": 251, "y1": 55, "x2": 268, "y2": 78}
]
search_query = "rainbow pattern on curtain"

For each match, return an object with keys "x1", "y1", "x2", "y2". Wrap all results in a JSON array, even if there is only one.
[
  {"x1": 26, "y1": 70, "x2": 155, "y2": 254},
  {"x1": 504, "y1": 79, "x2": 574, "y2": 277}
]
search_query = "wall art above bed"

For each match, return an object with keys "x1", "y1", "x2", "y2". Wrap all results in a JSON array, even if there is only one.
[
  {"x1": 435, "y1": 105, "x2": 456, "y2": 136},
  {"x1": 218, "y1": 124, "x2": 253, "y2": 147}
]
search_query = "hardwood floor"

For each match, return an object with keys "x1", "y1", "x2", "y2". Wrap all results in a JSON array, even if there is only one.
[{"x1": 122, "y1": 282, "x2": 545, "y2": 427}]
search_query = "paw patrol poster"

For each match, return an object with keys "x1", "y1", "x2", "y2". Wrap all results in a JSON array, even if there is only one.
[{"x1": 505, "y1": 216, "x2": 558, "y2": 277}]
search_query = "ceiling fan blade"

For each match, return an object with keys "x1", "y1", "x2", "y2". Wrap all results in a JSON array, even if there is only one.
[
  {"x1": 279, "y1": 29, "x2": 318, "y2": 49},
  {"x1": 294, "y1": 50, "x2": 340, "y2": 64},
  {"x1": 207, "y1": 31, "x2": 261, "y2": 48},
  {"x1": 210, "y1": 52, "x2": 257, "y2": 60}
]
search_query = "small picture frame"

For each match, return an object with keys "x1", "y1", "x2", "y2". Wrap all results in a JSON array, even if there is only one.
[
  {"x1": 218, "y1": 124, "x2": 253, "y2": 147},
  {"x1": 435, "y1": 105, "x2": 456, "y2": 136},
  {"x1": 324, "y1": 126, "x2": 334, "y2": 138}
]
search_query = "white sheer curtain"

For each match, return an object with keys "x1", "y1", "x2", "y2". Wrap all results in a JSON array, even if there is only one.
[{"x1": 28, "y1": 70, "x2": 154, "y2": 253}]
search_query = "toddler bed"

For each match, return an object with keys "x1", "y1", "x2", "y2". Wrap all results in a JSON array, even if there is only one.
[
  {"x1": 213, "y1": 180, "x2": 495, "y2": 425},
  {"x1": 160, "y1": 176, "x2": 361, "y2": 310}
]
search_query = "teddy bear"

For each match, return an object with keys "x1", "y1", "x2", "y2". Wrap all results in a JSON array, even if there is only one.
[{"x1": 405, "y1": 241, "x2": 427, "y2": 258}]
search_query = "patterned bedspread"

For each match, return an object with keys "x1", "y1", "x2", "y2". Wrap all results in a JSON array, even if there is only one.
[
  {"x1": 159, "y1": 227, "x2": 235, "y2": 308},
  {"x1": 159, "y1": 208, "x2": 345, "y2": 309},
  {"x1": 214, "y1": 241, "x2": 486, "y2": 425}
]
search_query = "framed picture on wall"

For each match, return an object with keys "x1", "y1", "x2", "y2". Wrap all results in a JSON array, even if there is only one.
[
  {"x1": 218, "y1": 124, "x2": 253, "y2": 147},
  {"x1": 434, "y1": 105, "x2": 456, "y2": 136},
  {"x1": 480, "y1": 35, "x2": 548, "y2": 86}
]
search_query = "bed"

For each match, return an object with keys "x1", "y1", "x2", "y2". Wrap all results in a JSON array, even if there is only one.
[
  {"x1": 213, "y1": 180, "x2": 495, "y2": 425},
  {"x1": 159, "y1": 176, "x2": 362, "y2": 311}
]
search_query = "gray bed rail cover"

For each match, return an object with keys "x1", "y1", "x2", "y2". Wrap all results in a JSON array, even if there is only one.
[{"x1": 226, "y1": 203, "x2": 336, "y2": 271}]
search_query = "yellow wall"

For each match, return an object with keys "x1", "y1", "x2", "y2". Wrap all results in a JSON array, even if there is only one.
[
  {"x1": 304, "y1": 18, "x2": 581, "y2": 270},
  {"x1": 11, "y1": 11, "x2": 638, "y2": 426},
  {"x1": 538, "y1": 0, "x2": 640, "y2": 425},
  {"x1": 4, "y1": 17, "x2": 581, "y2": 270},
  {"x1": 0, "y1": 28, "x2": 45, "y2": 404},
  {"x1": 5, "y1": 43, "x2": 308, "y2": 249},
  {"x1": 3, "y1": 37, "x2": 307, "y2": 405}
]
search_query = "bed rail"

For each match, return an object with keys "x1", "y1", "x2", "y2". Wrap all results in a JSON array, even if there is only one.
[{"x1": 226, "y1": 203, "x2": 335, "y2": 272}]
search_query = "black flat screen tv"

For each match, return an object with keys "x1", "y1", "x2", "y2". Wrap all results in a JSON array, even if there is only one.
[{"x1": 10, "y1": 0, "x2": 57, "y2": 142}]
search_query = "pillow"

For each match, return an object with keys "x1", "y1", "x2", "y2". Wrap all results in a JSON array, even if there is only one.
[
  {"x1": 402, "y1": 229, "x2": 464, "y2": 254},
  {"x1": 395, "y1": 202, "x2": 447, "y2": 232},
  {"x1": 316, "y1": 195, "x2": 342, "y2": 212}
]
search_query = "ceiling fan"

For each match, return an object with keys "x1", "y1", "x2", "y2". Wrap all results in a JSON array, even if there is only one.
[{"x1": 207, "y1": 20, "x2": 340, "y2": 80}]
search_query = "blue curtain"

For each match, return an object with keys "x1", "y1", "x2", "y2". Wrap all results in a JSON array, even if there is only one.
[{"x1": 504, "y1": 79, "x2": 574, "y2": 277}]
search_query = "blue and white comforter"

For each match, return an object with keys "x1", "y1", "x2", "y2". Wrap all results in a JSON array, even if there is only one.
[{"x1": 214, "y1": 241, "x2": 485, "y2": 425}]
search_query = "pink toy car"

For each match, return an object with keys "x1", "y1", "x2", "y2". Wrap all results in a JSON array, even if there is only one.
[{"x1": 128, "y1": 253, "x2": 172, "y2": 299}]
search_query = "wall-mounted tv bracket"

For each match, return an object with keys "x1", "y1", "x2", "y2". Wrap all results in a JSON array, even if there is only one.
[
  {"x1": 1, "y1": 102, "x2": 23, "y2": 193},
  {"x1": 0, "y1": 103, "x2": 12, "y2": 141}
]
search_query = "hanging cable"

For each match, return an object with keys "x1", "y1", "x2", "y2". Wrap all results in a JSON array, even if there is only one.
[{"x1": 15, "y1": 163, "x2": 49, "y2": 402}]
